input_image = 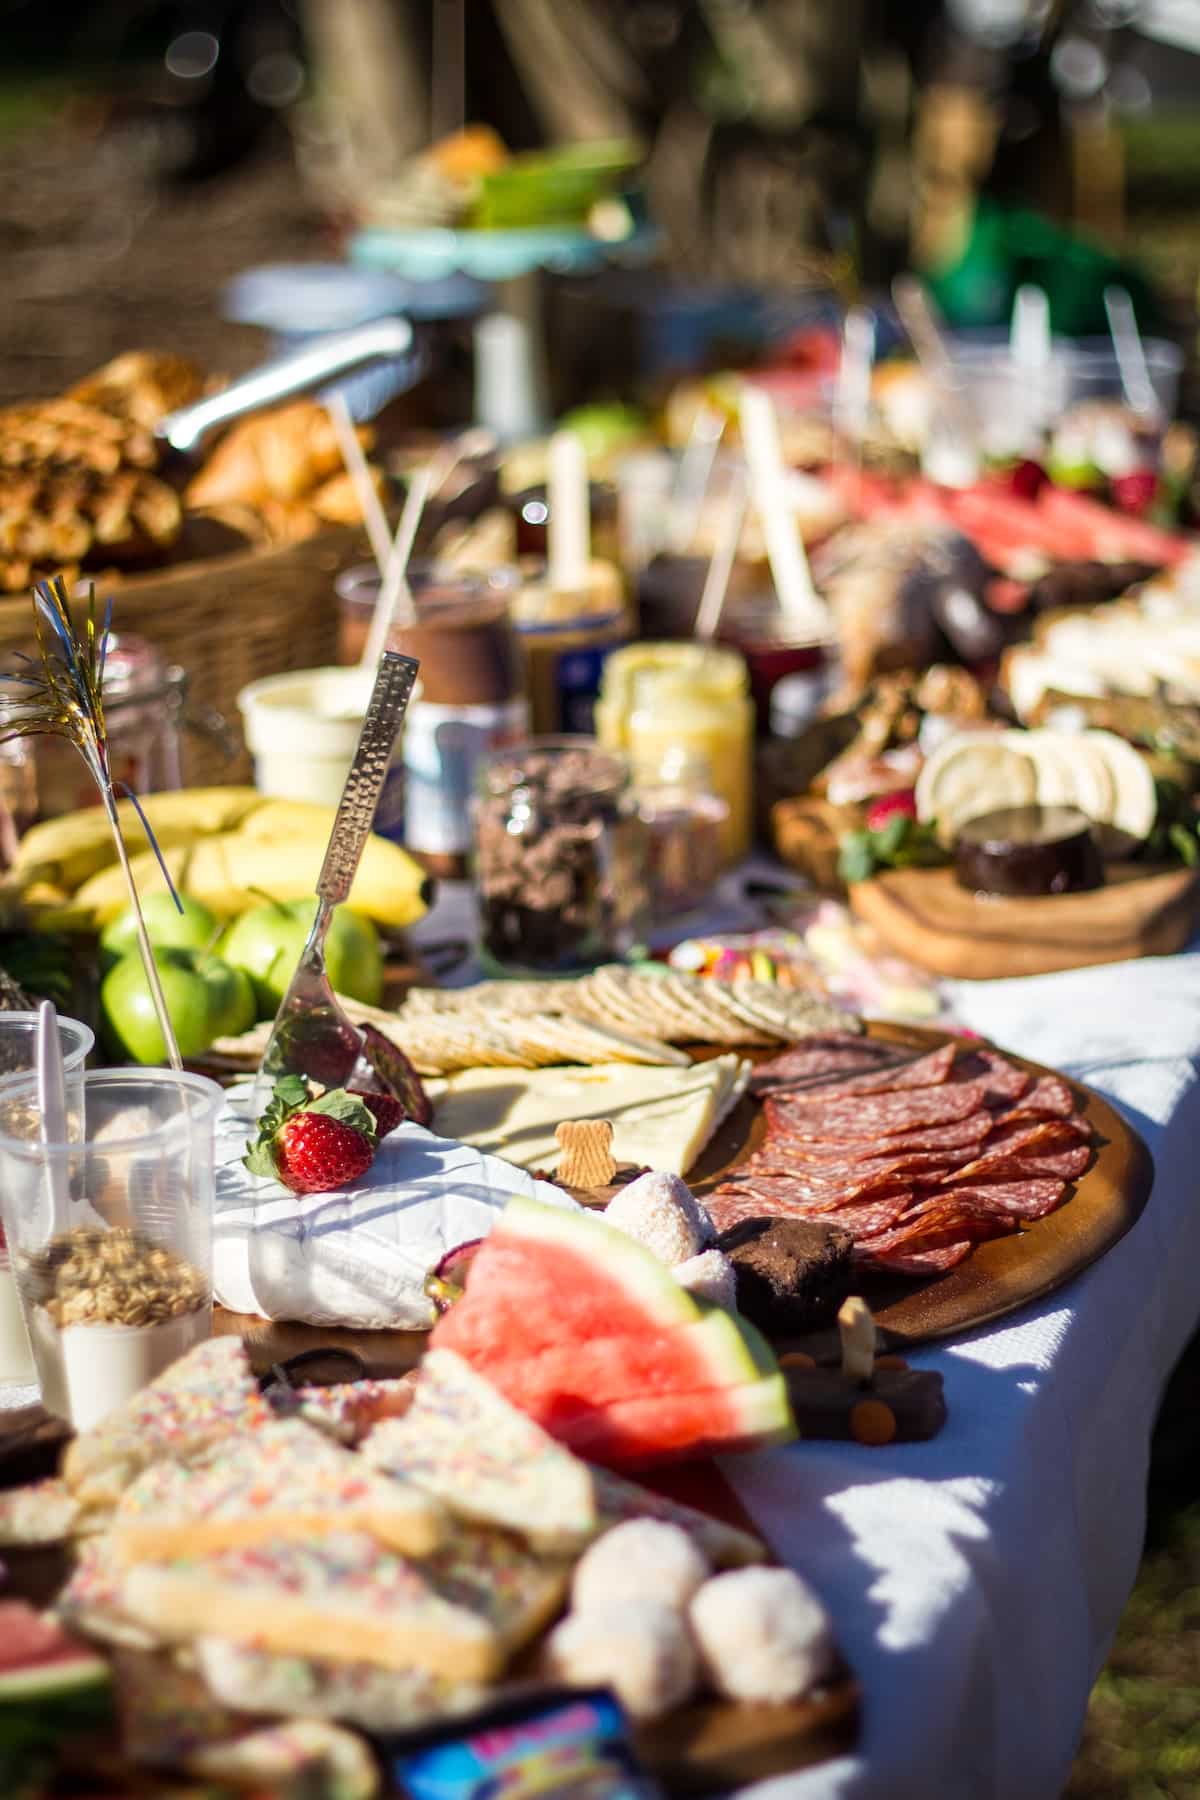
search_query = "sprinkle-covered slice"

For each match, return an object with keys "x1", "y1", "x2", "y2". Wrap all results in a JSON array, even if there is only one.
[
  {"x1": 268, "y1": 1375, "x2": 417, "y2": 1445},
  {"x1": 195, "y1": 1637, "x2": 487, "y2": 1733},
  {"x1": 109, "y1": 1419, "x2": 443, "y2": 1565},
  {"x1": 0, "y1": 1477, "x2": 83, "y2": 1548},
  {"x1": 120, "y1": 1532, "x2": 503, "y2": 1682},
  {"x1": 63, "y1": 1336, "x2": 271, "y2": 1507},
  {"x1": 362, "y1": 1349, "x2": 596, "y2": 1553}
]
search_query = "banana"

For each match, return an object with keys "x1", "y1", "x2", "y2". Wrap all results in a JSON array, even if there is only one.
[
  {"x1": 70, "y1": 830, "x2": 431, "y2": 932},
  {"x1": 68, "y1": 847, "x2": 193, "y2": 930},
  {"x1": 14, "y1": 788, "x2": 262, "y2": 893}
]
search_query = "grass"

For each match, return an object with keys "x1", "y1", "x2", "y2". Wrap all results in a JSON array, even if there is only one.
[{"x1": 1066, "y1": 1329, "x2": 1200, "y2": 1798}]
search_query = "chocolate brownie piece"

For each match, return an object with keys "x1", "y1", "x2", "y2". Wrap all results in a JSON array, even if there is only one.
[{"x1": 717, "y1": 1216, "x2": 853, "y2": 1335}]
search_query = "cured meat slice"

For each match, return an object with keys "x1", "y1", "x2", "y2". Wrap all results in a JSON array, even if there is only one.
[
  {"x1": 956, "y1": 1049, "x2": 1031, "y2": 1104},
  {"x1": 854, "y1": 1240, "x2": 974, "y2": 1276},
  {"x1": 749, "y1": 1037, "x2": 907, "y2": 1097},
  {"x1": 705, "y1": 1187, "x2": 911, "y2": 1238},
  {"x1": 905, "y1": 1177, "x2": 1065, "y2": 1222},
  {"x1": 995, "y1": 1075, "x2": 1076, "y2": 1121},
  {"x1": 763, "y1": 1112, "x2": 996, "y2": 1159},
  {"x1": 944, "y1": 1120, "x2": 1091, "y2": 1187},
  {"x1": 766, "y1": 1081, "x2": 989, "y2": 1137},
  {"x1": 766, "y1": 1043, "x2": 958, "y2": 1106}
]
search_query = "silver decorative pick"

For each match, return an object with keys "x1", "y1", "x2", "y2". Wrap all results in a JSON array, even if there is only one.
[{"x1": 258, "y1": 652, "x2": 420, "y2": 1092}]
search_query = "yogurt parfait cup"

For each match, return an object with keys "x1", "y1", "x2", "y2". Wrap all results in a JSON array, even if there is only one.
[{"x1": 0, "y1": 1068, "x2": 223, "y2": 1429}]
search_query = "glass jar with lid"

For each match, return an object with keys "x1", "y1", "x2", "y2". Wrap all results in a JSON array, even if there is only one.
[
  {"x1": 473, "y1": 736, "x2": 649, "y2": 974},
  {"x1": 596, "y1": 643, "x2": 754, "y2": 864}
]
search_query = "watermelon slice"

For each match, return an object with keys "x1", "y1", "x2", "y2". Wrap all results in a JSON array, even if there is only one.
[
  {"x1": 0, "y1": 1603, "x2": 113, "y2": 1797},
  {"x1": 486, "y1": 1306, "x2": 765, "y2": 1414},
  {"x1": 547, "y1": 1377, "x2": 796, "y2": 1465},
  {"x1": 433, "y1": 1195, "x2": 698, "y2": 1365},
  {"x1": 431, "y1": 1197, "x2": 796, "y2": 1469}
]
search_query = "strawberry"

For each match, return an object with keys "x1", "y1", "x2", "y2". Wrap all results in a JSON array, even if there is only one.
[
  {"x1": 865, "y1": 790, "x2": 917, "y2": 832},
  {"x1": 1008, "y1": 459, "x2": 1048, "y2": 501},
  {"x1": 1111, "y1": 470, "x2": 1159, "y2": 518},
  {"x1": 245, "y1": 1076, "x2": 377, "y2": 1196},
  {"x1": 349, "y1": 1088, "x2": 405, "y2": 1138}
]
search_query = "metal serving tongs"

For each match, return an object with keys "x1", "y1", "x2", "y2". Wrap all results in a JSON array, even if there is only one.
[
  {"x1": 155, "y1": 316, "x2": 416, "y2": 465},
  {"x1": 257, "y1": 651, "x2": 420, "y2": 1096}
]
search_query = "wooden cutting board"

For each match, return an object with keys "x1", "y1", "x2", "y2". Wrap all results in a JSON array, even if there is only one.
[{"x1": 849, "y1": 861, "x2": 1200, "y2": 980}]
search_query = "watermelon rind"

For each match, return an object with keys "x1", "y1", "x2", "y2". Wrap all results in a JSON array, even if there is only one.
[
  {"x1": 0, "y1": 1654, "x2": 111, "y2": 1704},
  {"x1": 496, "y1": 1195, "x2": 700, "y2": 1327},
  {"x1": 555, "y1": 1372, "x2": 798, "y2": 1465}
]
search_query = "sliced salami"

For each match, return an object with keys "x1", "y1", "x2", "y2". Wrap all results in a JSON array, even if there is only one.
[
  {"x1": 905, "y1": 1177, "x2": 1065, "y2": 1222},
  {"x1": 763, "y1": 1111, "x2": 996, "y2": 1159},
  {"x1": 944, "y1": 1121, "x2": 1091, "y2": 1187},
  {"x1": 762, "y1": 1042, "x2": 958, "y2": 1106},
  {"x1": 951, "y1": 1047, "x2": 1031, "y2": 1103},
  {"x1": 766, "y1": 1081, "x2": 989, "y2": 1137},
  {"x1": 995, "y1": 1074, "x2": 1076, "y2": 1121},
  {"x1": 749, "y1": 1036, "x2": 908, "y2": 1096},
  {"x1": 854, "y1": 1239, "x2": 975, "y2": 1276}
]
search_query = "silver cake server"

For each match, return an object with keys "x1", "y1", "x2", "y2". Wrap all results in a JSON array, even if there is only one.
[{"x1": 257, "y1": 651, "x2": 420, "y2": 1093}]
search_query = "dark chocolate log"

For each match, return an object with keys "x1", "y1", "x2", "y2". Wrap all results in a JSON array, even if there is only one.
[{"x1": 953, "y1": 804, "x2": 1103, "y2": 897}]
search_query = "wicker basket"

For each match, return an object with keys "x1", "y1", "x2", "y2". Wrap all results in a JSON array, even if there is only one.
[{"x1": 0, "y1": 527, "x2": 367, "y2": 790}]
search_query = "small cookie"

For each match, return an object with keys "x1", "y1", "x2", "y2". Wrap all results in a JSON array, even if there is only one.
[{"x1": 555, "y1": 1119, "x2": 617, "y2": 1188}]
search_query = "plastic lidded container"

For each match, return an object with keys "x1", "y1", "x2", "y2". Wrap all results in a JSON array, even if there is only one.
[
  {"x1": 0, "y1": 1068, "x2": 223, "y2": 1430},
  {"x1": 473, "y1": 736, "x2": 649, "y2": 974}
]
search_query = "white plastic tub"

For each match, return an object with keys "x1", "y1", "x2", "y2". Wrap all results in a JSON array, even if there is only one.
[{"x1": 238, "y1": 666, "x2": 415, "y2": 807}]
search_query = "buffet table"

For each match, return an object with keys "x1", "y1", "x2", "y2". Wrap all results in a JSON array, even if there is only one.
[
  {"x1": 403, "y1": 878, "x2": 1200, "y2": 1798},
  {"x1": 729, "y1": 948, "x2": 1200, "y2": 1800}
]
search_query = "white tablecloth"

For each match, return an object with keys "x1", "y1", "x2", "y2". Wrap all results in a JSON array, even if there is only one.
[{"x1": 727, "y1": 950, "x2": 1200, "y2": 1800}]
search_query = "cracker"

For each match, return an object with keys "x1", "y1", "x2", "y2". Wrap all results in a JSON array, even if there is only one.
[
  {"x1": 515, "y1": 1014, "x2": 686, "y2": 1069},
  {"x1": 656, "y1": 972, "x2": 760, "y2": 1045},
  {"x1": 555, "y1": 1119, "x2": 617, "y2": 1187}
]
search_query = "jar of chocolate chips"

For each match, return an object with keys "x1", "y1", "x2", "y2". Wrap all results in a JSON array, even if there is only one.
[{"x1": 473, "y1": 737, "x2": 649, "y2": 973}]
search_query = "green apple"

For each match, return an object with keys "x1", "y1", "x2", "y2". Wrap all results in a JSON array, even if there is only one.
[
  {"x1": 100, "y1": 893, "x2": 218, "y2": 968},
  {"x1": 220, "y1": 899, "x2": 383, "y2": 1017},
  {"x1": 101, "y1": 947, "x2": 256, "y2": 1065}
]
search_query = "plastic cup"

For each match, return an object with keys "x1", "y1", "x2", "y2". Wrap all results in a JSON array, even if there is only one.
[
  {"x1": 0, "y1": 1013, "x2": 93, "y2": 1394},
  {"x1": 0, "y1": 1068, "x2": 223, "y2": 1429}
]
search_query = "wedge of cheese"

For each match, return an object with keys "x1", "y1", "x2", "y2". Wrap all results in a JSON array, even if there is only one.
[{"x1": 427, "y1": 1054, "x2": 748, "y2": 1177}]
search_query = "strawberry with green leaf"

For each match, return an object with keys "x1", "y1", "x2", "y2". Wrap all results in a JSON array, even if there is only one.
[{"x1": 245, "y1": 1076, "x2": 378, "y2": 1196}]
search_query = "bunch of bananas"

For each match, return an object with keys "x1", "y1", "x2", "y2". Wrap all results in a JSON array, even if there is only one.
[{"x1": 9, "y1": 788, "x2": 433, "y2": 935}]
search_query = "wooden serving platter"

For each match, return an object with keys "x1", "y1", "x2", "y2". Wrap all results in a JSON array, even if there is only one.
[
  {"x1": 848, "y1": 861, "x2": 1200, "y2": 980},
  {"x1": 688, "y1": 1022, "x2": 1154, "y2": 1350}
]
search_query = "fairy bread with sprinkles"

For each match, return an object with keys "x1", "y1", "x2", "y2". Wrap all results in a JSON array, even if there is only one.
[
  {"x1": 362, "y1": 1349, "x2": 596, "y2": 1552},
  {"x1": 195, "y1": 1636, "x2": 488, "y2": 1732},
  {"x1": 63, "y1": 1336, "x2": 271, "y2": 1507},
  {"x1": 108, "y1": 1418, "x2": 444, "y2": 1564},
  {"x1": 118, "y1": 1528, "x2": 547, "y2": 1681}
]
